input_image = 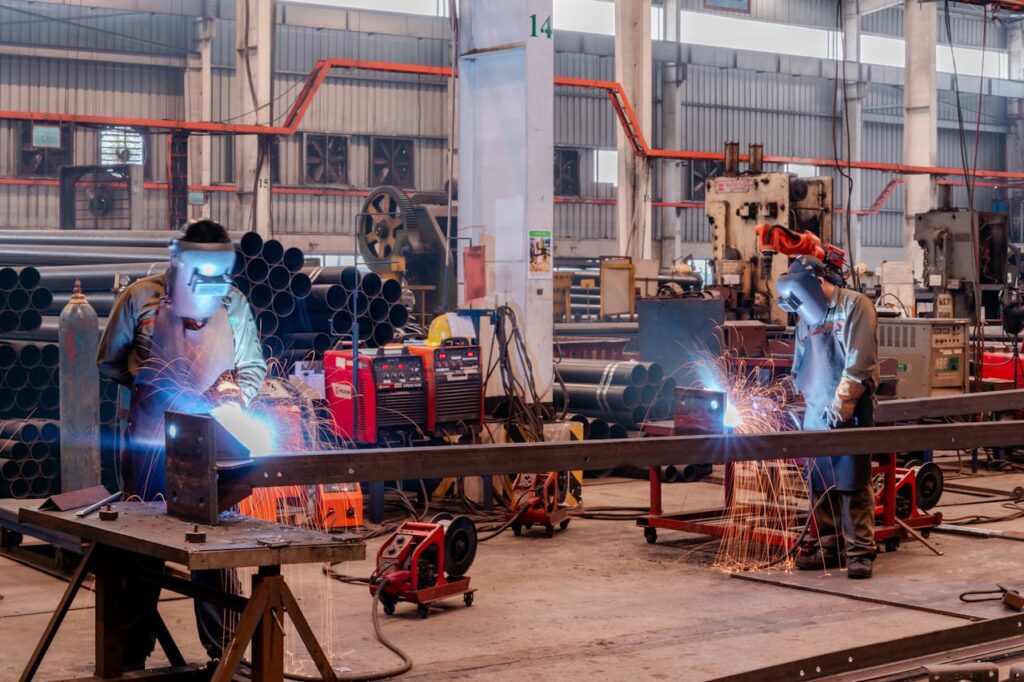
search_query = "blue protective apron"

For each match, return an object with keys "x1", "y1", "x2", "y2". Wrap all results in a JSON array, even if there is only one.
[
  {"x1": 123, "y1": 299, "x2": 234, "y2": 500},
  {"x1": 795, "y1": 318, "x2": 874, "y2": 492}
]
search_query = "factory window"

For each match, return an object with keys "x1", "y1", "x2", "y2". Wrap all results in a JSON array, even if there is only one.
[
  {"x1": 370, "y1": 137, "x2": 414, "y2": 188},
  {"x1": 687, "y1": 160, "x2": 723, "y2": 201},
  {"x1": 594, "y1": 149, "x2": 618, "y2": 186},
  {"x1": 18, "y1": 122, "x2": 73, "y2": 178},
  {"x1": 99, "y1": 126, "x2": 146, "y2": 168},
  {"x1": 304, "y1": 134, "x2": 349, "y2": 186},
  {"x1": 554, "y1": 148, "x2": 581, "y2": 197}
]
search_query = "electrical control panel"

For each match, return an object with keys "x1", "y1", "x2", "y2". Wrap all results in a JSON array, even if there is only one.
[{"x1": 878, "y1": 318, "x2": 970, "y2": 399}]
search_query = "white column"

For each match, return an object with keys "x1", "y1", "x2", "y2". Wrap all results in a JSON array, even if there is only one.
[
  {"x1": 842, "y1": 2, "x2": 865, "y2": 267},
  {"x1": 458, "y1": 0, "x2": 554, "y2": 399},
  {"x1": 662, "y1": 0, "x2": 684, "y2": 267},
  {"x1": 185, "y1": 15, "x2": 215, "y2": 218},
  {"x1": 235, "y1": 0, "x2": 274, "y2": 237},
  {"x1": 615, "y1": 0, "x2": 653, "y2": 261},
  {"x1": 903, "y1": 0, "x2": 937, "y2": 274},
  {"x1": 1007, "y1": 24, "x2": 1024, "y2": 207}
]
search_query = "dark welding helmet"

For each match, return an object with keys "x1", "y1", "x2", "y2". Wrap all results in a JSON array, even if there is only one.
[
  {"x1": 776, "y1": 256, "x2": 830, "y2": 327},
  {"x1": 168, "y1": 234, "x2": 235, "y2": 320}
]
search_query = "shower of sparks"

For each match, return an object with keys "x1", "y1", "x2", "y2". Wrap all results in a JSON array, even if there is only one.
[{"x1": 210, "y1": 402, "x2": 277, "y2": 457}]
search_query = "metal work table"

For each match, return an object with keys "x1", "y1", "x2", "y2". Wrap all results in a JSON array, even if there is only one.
[{"x1": 17, "y1": 500, "x2": 365, "y2": 682}]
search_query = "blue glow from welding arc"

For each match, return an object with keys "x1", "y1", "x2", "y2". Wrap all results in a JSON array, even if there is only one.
[
  {"x1": 689, "y1": 366, "x2": 743, "y2": 430},
  {"x1": 210, "y1": 403, "x2": 277, "y2": 457}
]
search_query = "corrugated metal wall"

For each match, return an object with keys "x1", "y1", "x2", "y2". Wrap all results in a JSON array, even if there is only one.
[{"x1": 0, "y1": 2, "x2": 1013, "y2": 254}]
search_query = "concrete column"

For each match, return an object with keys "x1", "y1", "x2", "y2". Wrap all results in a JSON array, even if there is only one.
[
  {"x1": 185, "y1": 14, "x2": 215, "y2": 218},
  {"x1": 235, "y1": 0, "x2": 274, "y2": 237},
  {"x1": 903, "y1": 0, "x2": 937, "y2": 274},
  {"x1": 1007, "y1": 23, "x2": 1024, "y2": 219},
  {"x1": 615, "y1": 0, "x2": 653, "y2": 262},
  {"x1": 458, "y1": 0, "x2": 554, "y2": 399},
  {"x1": 662, "y1": 0, "x2": 685, "y2": 267},
  {"x1": 842, "y1": 3, "x2": 865, "y2": 267}
]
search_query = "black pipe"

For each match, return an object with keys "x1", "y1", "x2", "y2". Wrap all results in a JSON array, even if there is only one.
[
  {"x1": 6, "y1": 478, "x2": 29, "y2": 499},
  {"x1": 28, "y1": 366, "x2": 51, "y2": 389},
  {"x1": 18, "y1": 267, "x2": 40, "y2": 289},
  {"x1": 0, "y1": 311, "x2": 19, "y2": 333},
  {"x1": 0, "y1": 344, "x2": 15, "y2": 369},
  {"x1": 47, "y1": 292, "x2": 115, "y2": 316},
  {"x1": 262, "y1": 335, "x2": 285, "y2": 358},
  {"x1": 381, "y1": 278, "x2": 402, "y2": 304},
  {"x1": 20, "y1": 459, "x2": 39, "y2": 479},
  {"x1": 608, "y1": 423, "x2": 628, "y2": 439},
  {"x1": 240, "y1": 232, "x2": 264, "y2": 258},
  {"x1": 35, "y1": 262, "x2": 168, "y2": 291},
  {"x1": 267, "y1": 265, "x2": 291, "y2": 291},
  {"x1": 588, "y1": 417, "x2": 611, "y2": 440},
  {"x1": 29, "y1": 441, "x2": 49, "y2": 461},
  {"x1": 0, "y1": 458, "x2": 19, "y2": 480},
  {"x1": 7, "y1": 288, "x2": 29, "y2": 312},
  {"x1": 332, "y1": 310, "x2": 353, "y2": 335},
  {"x1": 30, "y1": 477, "x2": 51, "y2": 497},
  {"x1": 256, "y1": 310, "x2": 279, "y2": 337},
  {"x1": 19, "y1": 309, "x2": 42, "y2": 332},
  {"x1": 281, "y1": 332, "x2": 332, "y2": 353},
  {"x1": 39, "y1": 386, "x2": 59, "y2": 412},
  {"x1": 0, "y1": 441, "x2": 28, "y2": 461},
  {"x1": 302, "y1": 266, "x2": 345, "y2": 285},
  {"x1": 309, "y1": 285, "x2": 347, "y2": 310},
  {"x1": 646, "y1": 363, "x2": 665, "y2": 385},
  {"x1": 360, "y1": 272, "x2": 382, "y2": 298},
  {"x1": 4, "y1": 367, "x2": 29, "y2": 391},
  {"x1": 0, "y1": 245, "x2": 170, "y2": 266},
  {"x1": 340, "y1": 267, "x2": 360, "y2": 291},
  {"x1": 40, "y1": 343, "x2": 58, "y2": 368},
  {"x1": 0, "y1": 419, "x2": 38, "y2": 441},
  {"x1": 0, "y1": 390, "x2": 13, "y2": 413},
  {"x1": 16, "y1": 388, "x2": 40, "y2": 412},
  {"x1": 388, "y1": 304, "x2": 409, "y2": 328},
  {"x1": 0, "y1": 268, "x2": 18, "y2": 291},
  {"x1": 232, "y1": 252, "x2": 246, "y2": 277},
  {"x1": 30, "y1": 287, "x2": 53, "y2": 310},
  {"x1": 262, "y1": 239, "x2": 284, "y2": 265},
  {"x1": 356, "y1": 315, "x2": 372, "y2": 341},
  {"x1": 249, "y1": 284, "x2": 274, "y2": 310},
  {"x1": 283, "y1": 247, "x2": 305, "y2": 273},
  {"x1": 553, "y1": 359, "x2": 647, "y2": 387},
  {"x1": 350, "y1": 293, "x2": 369, "y2": 316},
  {"x1": 369, "y1": 297, "x2": 390, "y2": 323},
  {"x1": 246, "y1": 258, "x2": 269, "y2": 285},
  {"x1": 272, "y1": 291, "x2": 296, "y2": 317},
  {"x1": 372, "y1": 322, "x2": 394, "y2": 347},
  {"x1": 554, "y1": 383, "x2": 640, "y2": 412},
  {"x1": 290, "y1": 272, "x2": 312, "y2": 299},
  {"x1": 234, "y1": 277, "x2": 251, "y2": 296},
  {"x1": 657, "y1": 378, "x2": 676, "y2": 399},
  {"x1": 567, "y1": 414, "x2": 591, "y2": 440},
  {"x1": 39, "y1": 458, "x2": 58, "y2": 478}
]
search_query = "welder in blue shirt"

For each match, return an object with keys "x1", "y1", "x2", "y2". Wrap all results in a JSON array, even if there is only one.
[
  {"x1": 97, "y1": 219, "x2": 267, "y2": 669},
  {"x1": 778, "y1": 255, "x2": 880, "y2": 579}
]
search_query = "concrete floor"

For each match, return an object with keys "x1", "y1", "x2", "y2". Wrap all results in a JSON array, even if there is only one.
[{"x1": 4, "y1": 465, "x2": 1024, "y2": 681}]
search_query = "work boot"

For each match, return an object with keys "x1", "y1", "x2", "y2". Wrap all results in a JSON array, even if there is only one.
[
  {"x1": 794, "y1": 548, "x2": 842, "y2": 571},
  {"x1": 847, "y1": 556, "x2": 873, "y2": 579}
]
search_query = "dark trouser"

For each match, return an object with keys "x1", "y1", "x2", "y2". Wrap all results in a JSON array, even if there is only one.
[
  {"x1": 809, "y1": 485, "x2": 877, "y2": 559},
  {"x1": 121, "y1": 442, "x2": 239, "y2": 668},
  {"x1": 123, "y1": 561, "x2": 240, "y2": 668}
]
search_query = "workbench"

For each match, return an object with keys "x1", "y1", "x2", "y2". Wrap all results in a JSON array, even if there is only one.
[{"x1": 15, "y1": 500, "x2": 365, "y2": 682}]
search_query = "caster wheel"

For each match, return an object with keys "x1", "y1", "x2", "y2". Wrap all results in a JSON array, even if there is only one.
[
  {"x1": 644, "y1": 528, "x2": 657, "y2": 544},
  {"x1": 418, "y1": 606, "x2": 429, "y2": 619},
  {"x1": 544, "y1": 525, "x2": 554, "y2": 538},
  {"x1": 524, "y1": 523, "x2": 533, "y2": 530},
  {"x1": 559, "y1": 519, "x2": 570, "y2": 531},
  {"x1": 383, "y1": 603, "x2": 395, "y2": 616},
  {"x1": 921, "y1": 529, "x2": 932, "y2": 539},
  {"x1": 463, "y1": 592, "x2": 474, "y2": 607},
  {"x1": 884, "y1": 539, "x2": 900, "y2": 553},
  {"x1": 1, "y1": 529, "x2": 22, "y2": 549},
  {"x1": 511, "y1": 523, "x2": 522, "y2": 537}
]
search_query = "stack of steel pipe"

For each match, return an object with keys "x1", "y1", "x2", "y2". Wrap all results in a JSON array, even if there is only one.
[
  {"x1": 0, "y1": 418, "x2": 60, "y2": 499},
  {"x1": 0, "y1": 267, "x2": 52, "y2": 332},
  {"x1": 293, "y1": 266, "x2": 410, "y2": 352},
  {"x1": 553, "y1": 359, "x2": 674, "y2": 430}
]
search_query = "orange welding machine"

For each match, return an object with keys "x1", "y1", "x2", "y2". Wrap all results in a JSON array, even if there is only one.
[{"x1": 407, "y1": 338, "x2": 484, "y2": 437}]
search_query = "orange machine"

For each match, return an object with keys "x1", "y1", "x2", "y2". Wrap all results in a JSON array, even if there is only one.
[{"x1": 407, "y1": 339, "x2": 484, "y2": 437}]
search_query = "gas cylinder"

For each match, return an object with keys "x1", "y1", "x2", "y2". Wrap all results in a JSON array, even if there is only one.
[{"x1": 59, "y1": 280, "x2": 101, "y2": 491}]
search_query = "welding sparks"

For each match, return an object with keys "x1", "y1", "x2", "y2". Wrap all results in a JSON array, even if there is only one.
[
  {"x1": 210, "y1": 402, "x2": 276, "y2": 457},
  {"x1": 723, "y1": 401, "x2": 741, "y2": 429}
]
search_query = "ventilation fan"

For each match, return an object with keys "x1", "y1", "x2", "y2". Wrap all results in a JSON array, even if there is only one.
[{"x1": 59, "y1": 165, "x2": 144, "y2": 230}]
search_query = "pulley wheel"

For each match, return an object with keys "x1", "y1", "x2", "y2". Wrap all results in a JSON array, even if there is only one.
[
  {"x1": 556, "y1": 471, "x2": 569, "y2": 504},
  {"x1": 915, "y1": 461, "x2": 944, "y2": 511},
  {"x1": 437, "y1": 515, "x2": 477, "y2": 579},
  {"x1": 359, "y1": 186, "x2": 418, "y2": 270}
]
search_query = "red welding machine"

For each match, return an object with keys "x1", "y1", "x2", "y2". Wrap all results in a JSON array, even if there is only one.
[
  {"x1": 507, "y1": 471, "x2": 581, "y2": 538},
  {"x1": 324, "y1": 347, "x2": 426, "y2": 444},
  {"x1": 407, "y1": 339, "x2": 484, "y2": 436},
  {"x1": 370, "y1": 513, "x2": 477, "y2": 618}
]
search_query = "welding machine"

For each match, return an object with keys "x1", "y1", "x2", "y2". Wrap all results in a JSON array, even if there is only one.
[
  {"x1": 370, "y1": 513, "x2": 477, "y2": 618},
  {"x1": 407, "y1": 338, "x2": 484, "y2": 437},
  {"x1": 508, "y1": 471, "x2": 583, "y2": 538},
  {"x1": 324, "y1": 347, "x2": 427, "y2": 445}
]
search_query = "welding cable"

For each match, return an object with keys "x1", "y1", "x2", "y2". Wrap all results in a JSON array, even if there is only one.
[
  {"x1": 475, "y1": 495, "x2": 536, "y2": 542},
  {"x1": 269, "y1": 577, "x2": 413, "y2": 682},
  {"x1": 571, "y1": 505, "x2": 650, "y2": 521}
]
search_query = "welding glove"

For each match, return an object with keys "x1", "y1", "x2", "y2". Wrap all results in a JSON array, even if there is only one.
[
  {"x1": 824, "y1": 376, "x2": 865, "y2": 428},
  {"x1": 206, "y1": 370, "x2": 244, "y2": 407}
]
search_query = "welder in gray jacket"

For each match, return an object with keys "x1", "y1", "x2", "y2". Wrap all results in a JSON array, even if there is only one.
[
  {"x1": 778, "y1": 255, "x2": 880, "y2": 579},
  {"x1": 97, "y1": 219, "x2": 267, "y2": 668}
]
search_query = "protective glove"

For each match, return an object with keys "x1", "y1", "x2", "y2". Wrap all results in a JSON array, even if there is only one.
[
  {"x1": 206, "y1": 370, "x2": 244, "y2": 407},
  {"x1": 823, "y1": 376, "x2": 865, "y2": 428}
]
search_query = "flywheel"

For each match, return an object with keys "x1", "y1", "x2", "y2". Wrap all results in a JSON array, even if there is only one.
[{"x1": 359, "y1": 186, "x2": 418, "y2": 271}]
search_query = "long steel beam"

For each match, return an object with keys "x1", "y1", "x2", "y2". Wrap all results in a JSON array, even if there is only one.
[
  {"x1": 876, "y1": 389, "x2": 1024, "y2": 423},
  {"x1": 240, "y1": 420, "x2": 1024, "y2": 490}
]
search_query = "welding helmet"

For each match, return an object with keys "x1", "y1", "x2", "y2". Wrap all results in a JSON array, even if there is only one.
[
  {"x1": 167, "y1": 220, "x2": 236, "y2": 320},
  {"x1": 776, "y1": 256, "x2": 830, "y2": 327}
]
